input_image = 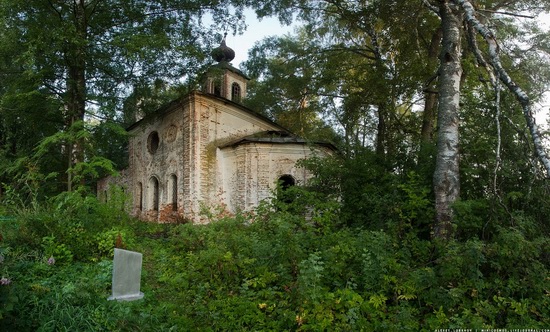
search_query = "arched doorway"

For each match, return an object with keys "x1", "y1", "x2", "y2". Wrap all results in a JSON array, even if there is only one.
[
  {"x1": 277, "y1": 174, "x2": 296, "y2": 205},
  {"x1": 278, "y1": 174, "x2": 295, "y2": 190}
]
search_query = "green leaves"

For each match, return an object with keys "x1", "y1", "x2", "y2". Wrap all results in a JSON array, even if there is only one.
[
  {"x1": 0, "y1": 0, "x2": 249, "y2": 196},
  {"x1": 1, "y1": 191, "x2": 549, "y2": 329}
]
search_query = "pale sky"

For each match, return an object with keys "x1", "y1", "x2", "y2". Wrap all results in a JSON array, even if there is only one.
[{"x1": 224, "y1": 15, "x2": 295, "y2": 67}]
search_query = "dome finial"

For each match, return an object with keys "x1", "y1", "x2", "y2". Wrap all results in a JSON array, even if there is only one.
[{"x1": 211, "y1": 33, "x2": 235, "y2": 63}]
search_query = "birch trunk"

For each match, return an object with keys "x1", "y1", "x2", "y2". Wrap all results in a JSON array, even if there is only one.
[{"x1": 433, "y1": 1, "x2": 463, "y2": 240}]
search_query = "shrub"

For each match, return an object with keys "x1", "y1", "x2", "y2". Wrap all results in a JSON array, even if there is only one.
[{"x1": 0, "y1": 177, "x2": 548, "y2": 330}]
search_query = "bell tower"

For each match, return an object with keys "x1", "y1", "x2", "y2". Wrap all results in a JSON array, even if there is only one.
[{"x1": 203, "y1": 35, "x2": 249, "y2": 103}]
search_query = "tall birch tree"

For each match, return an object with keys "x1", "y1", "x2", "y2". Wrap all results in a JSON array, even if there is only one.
[
  {"x1": 432, "y1": 1, "x2": 463, "y2": 240},
  {"x1": 430, "y1": 0, "x2": 550, "y2": 239},
  {"x1": 246, "y1": 0, "x2": 550, "y2": 237}
]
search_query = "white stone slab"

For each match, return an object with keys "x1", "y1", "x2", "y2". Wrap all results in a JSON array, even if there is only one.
[{"x1": 108, "y1": 248, "x2": 144, "y2": 301}]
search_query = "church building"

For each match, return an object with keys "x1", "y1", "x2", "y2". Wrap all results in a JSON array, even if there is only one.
[{"x1": 98, "y1": 39, "x2": 336, "y2": 223}]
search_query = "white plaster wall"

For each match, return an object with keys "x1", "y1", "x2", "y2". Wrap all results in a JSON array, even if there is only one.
[
  {"x1": 200, "y1": 99, "x2": 280, "y2": 142},
  {"x1": 127, "y1": 92, "x2": 285, "y2": 223},
  {"x1": 218, "y1": 143, "x2": 332, "y2": 214},
  {"x1": 194, "y1": 94, "x2": 283, "y2": 219},
  {"x1": 128, "y1": 102, "x2": 186, "y2": 221}
]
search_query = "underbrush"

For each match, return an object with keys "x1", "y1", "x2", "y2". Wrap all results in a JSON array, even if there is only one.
[{"x1": 0, "y1": 190, "x2": 548, "y2": 330}]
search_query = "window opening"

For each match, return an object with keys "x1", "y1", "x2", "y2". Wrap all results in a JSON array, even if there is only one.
[
  {"x1": 137, "y1": 182, "x2": 143, "y2": 211},
  {"x1": 277, "y1": 174, "x2": 296, "y2": 205},
  {"x1": 231, "y1": 82, "x2": 241, "y2": 102},
  {"x1": 278, "y1": 174, "x2": 295, "y2": 190},
  {"x1": 149, "y1": 177, "x2": 159, "y2": 211},
  {"x1": 213, "y1": 81, "x2": 222, "y2": 96},
  {"x1": 170, "y1": 174, "x2": 178, "y2": 211},
  {"x1": 148, "y1": 131, "x2": 160, "y2": 154}
]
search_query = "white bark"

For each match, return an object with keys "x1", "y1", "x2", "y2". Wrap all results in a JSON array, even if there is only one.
[
  {"x1": 433, "y1": 1, "x2": 462, "y2": 240},
  {"x1": 454, "y1": 0, "x2": 550, "y2": 178},
  {"x1": 493, "y1": 81, "x2": 502, "y2": 194}
]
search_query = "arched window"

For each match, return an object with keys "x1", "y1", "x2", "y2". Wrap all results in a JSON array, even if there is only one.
[
  {"x1": 213, "y1": 81, "x2": 222, "y2": 96},
  {"x1": 149, "y1": 177, "x2": 159, "y2": 211},
  {"x1": 137, "y1": 182, "x2": 143, "y2": 211},
  {"x1": 170, "y1": 174, "x2": 178, "y2": 211},
  {"x1": 231, "y1": 82, "x2": 241, "y2": 102}
]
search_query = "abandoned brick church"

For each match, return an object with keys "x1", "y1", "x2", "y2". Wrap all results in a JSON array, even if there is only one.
[{"x1": 98, "y1": 39, "x2": 336, "y2": 223}]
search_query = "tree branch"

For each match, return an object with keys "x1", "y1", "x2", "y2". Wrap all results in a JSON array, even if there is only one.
[
  {"x1": 421, "y1": 0, "x2": 439, "y2": 15},
  {"x1": 478, "y1": 9, "x2": 535, "y2": 19},
  {"x1": 455, "y1": 0, "x2": 550, "y2": 178}
]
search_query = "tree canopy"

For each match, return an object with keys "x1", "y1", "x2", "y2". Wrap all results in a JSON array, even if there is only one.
[
  {"x1": 1, "y1": 0, "x2": 550, "y2": 238},
  {"x1": 0, "y1": 0, "x2": 247, "y2": 195},
  {"x1": 243, "y1": 0, "x2": 550, "y2": 238}
]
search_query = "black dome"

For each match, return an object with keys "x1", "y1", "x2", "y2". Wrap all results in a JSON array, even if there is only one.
[{"x1": 211, "y1": 38, "x2": 235, "y2": 63}]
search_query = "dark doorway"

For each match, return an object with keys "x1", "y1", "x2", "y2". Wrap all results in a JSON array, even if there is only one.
[{"x1": 278, "y1": 174, "x2": 295, "y2": 190}]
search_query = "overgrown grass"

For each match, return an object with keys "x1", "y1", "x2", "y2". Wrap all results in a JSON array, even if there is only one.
[{"x1": 0, "y1": 190, "x2": 548, "y2": 331}]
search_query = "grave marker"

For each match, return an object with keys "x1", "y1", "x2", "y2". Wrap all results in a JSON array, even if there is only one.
[{"x1": 108, "y1": 248, "x2": 144, "y2": 301}]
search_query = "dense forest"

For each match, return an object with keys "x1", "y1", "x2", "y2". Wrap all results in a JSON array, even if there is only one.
[{"x1": 1, "y1": 0, "x2": 549, "y2": 330}]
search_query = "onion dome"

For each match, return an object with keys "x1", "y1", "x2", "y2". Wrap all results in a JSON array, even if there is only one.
[{"x1": 211, "y1": 35, "x2": 235, "y2": 63}]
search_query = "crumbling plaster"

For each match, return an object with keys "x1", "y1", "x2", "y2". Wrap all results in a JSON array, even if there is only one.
[
  {"x1": 218, "y1": 143, "x2": 325, "y2": 212},
  {"x1": 101, "y1": 90, "x2": 332, "y2": 223}
]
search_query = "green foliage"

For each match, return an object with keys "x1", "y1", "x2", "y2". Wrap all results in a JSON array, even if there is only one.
[
  {"x1": 0, "y1": 120, "x2": 120, "y2": 205},
  {"x1": 0, "y1": 0, "x2": 248, "y2": 198},
  {"x1": 91, "y1": 121, "x2": 130, "y2": 172},
  {"x1": 1, "y1": 1, "x2": 549, "y2": 328},
  {"x1": 41, "y1": 236, "x2": 73, "y2": 265},
  {"x1": 33, "y1": 120, "x2": 119, "y2": 193},
  {"x1": 299, "y1": 152, "x2": 434, "y2": 237},
  {"x1": 1, "y1": 190, "x2": 549, "y2": 330},
  {"x1": 243, "y1": 34, "x2": 340, "y2": 143},
  {"x1": 1, "y1": 151, "x2": 549, "y2": 331},
  {"x1": 1, "y1": 189, "x2": 135, "y2": 261},
  {"x1": 0, "y1": 157, "x2": 59, "y2": 211},
  {"x1": 95, "y1": 228, "x2": 136, "y2": 257}
]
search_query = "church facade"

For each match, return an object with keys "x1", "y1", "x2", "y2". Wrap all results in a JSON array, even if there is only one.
[{"x1": 98, "y1": 40, "x2": 336, "y2": 223}]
